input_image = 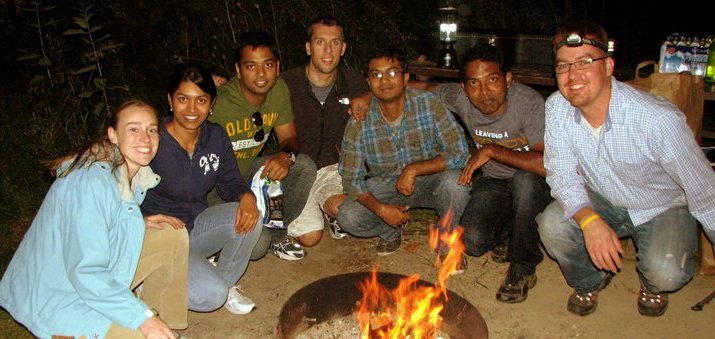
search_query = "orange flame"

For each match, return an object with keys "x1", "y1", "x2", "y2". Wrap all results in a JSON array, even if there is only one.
[{"x1": 355, "y1": 209, "x2": 464, "y2": 338}]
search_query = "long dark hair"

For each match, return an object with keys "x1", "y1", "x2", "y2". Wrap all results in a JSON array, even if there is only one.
[
  {"x1": 167, "y1": 63, "x2": 217, "y2": 100},
  {"x1": 49, "y1": 99, "x2": 158, "y2": 178}
]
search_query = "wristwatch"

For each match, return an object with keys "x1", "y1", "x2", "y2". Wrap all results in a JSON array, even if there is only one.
[{"x1": 285, "y1": 151, "x2": 296, "y2": 166}]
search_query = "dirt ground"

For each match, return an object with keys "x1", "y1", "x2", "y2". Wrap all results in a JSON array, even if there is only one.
[
  {"x1": 182, "y1": 220, "x2": 715, "y2": 339},
  {"x1": 3, "y1": 219, "x2": 715, "y2": 339}
]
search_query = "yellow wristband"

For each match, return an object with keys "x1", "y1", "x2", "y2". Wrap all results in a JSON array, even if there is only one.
[{"x1": 579, "y1": 214, "x2": 600, "y2": 231}]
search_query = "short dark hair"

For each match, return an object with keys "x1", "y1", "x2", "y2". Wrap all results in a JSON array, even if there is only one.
[
  {"x1": 167, "y1": 63, "x2": 217, "y2": 101},
  {"x1": 233, "y1": 31, "x2": 279, "y2": 65},
  {"x1": 552, "y1": 21, "x2": 608, "y2": 54},
  {"x1": 458, "y1": 44, "x2": 510, "y2": 82},
  {"x1": 364, "y1": 45, "x2": 408, "y2": 75},
  {"x1": 306, "y1": 15, "x2": 344, "y2": 42}
]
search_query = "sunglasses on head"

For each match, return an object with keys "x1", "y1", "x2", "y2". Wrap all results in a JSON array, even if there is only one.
[{"x1": 252, "y1": 111, "x2": 265, "y2": 142}]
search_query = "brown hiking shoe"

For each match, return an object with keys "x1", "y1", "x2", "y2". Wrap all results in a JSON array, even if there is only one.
[
  {"x1": 567, "y1": 274, "x2": 613, "y2": 316},
  {"x1": 496, "y1": 270, "x2": 537, "y2": 303},
  {"x1": 638, "y1": 286, "x2": 668, "y2": 317}
]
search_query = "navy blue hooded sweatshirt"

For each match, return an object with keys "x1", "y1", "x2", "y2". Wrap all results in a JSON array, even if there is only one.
[{"x1": 141, "y1": 116, "x2": 251, "y2": 231}]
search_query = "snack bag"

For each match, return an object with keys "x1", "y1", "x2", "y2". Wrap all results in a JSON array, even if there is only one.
[{"x1": 250, "y1": 166, "x2": 286, "y2": 229}]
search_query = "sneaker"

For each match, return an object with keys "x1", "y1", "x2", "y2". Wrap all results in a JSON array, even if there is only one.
[
  {"x1": 324, "y1": 212, "x2": 347, "y2": 240},
  {"x1": 490, "y1": 241, "x2": 508, "y2": 263},
  {"x1": 638, "y1": 286, "x2": 668, "y2": 317},
  {"x1": 496, "y1": 270, "x2": 537, "y2": 303},
  {"x1": 224, "y1": 285, "x2": 256, "y2": 315},
  {"x1": 376, "y1": 237, "x2": 401, "y2": 256},
  {"x1": 567, "y1": 274, "x2": 613, "y2": 316},
  {"x1": 208, "y1": 253, "x2": 219, "y2": 267},
  {"x1": 271, "y1": 238, "x2": 305, "y2": 261}
]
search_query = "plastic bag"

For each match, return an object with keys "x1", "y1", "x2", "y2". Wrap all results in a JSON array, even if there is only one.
[{"x1": 250, "y1": 166, "x2": 285, "y2": 229}]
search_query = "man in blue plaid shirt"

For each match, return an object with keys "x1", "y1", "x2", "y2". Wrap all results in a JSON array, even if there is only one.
[{"x1": 336, "y1": 46, "x2": 471, "y2": 257}]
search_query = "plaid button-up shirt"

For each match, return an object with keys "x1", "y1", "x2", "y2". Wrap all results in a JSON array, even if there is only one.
[{"x1": 339, "y1": 87, "x2": 469, "y2": 198}]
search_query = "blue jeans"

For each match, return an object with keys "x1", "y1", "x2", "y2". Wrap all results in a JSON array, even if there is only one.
[
  {"x1": 247, "y1": 154, "x2": 317, "y2": 258},
  {"x1": 188, "y1": 202, "x2": 262, "y2": 311},
  {"x1": 337, "y1": 170, "x2": 471, "y2": 243},
  {"x1": 537, "y1": 189, "x2": 698, "y2": 294},
  {"x1": 461, "y1": 170, "x2": 551, "y2": 275}
]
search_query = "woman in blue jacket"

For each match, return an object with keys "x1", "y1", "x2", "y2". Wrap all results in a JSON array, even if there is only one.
[
  {"x1": 141, "y1": 63, "x2": 262, "y2": 314},
  {"x1": 0, "y1": 100, "x2": 189, "y2": 339}
]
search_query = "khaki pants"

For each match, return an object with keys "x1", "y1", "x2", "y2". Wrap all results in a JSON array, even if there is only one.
[{"x1": 106, "y1": 226, "x2": 189, "y2": 338}]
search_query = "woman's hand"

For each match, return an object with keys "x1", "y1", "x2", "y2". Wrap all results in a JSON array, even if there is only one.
[
  {"x1": 139, "y1": 315, "x2": 176, "y2": 339},
  {"x1": 144, "y1": 214, "x2": 185, "y2": 230},
  {"x1": 234, "y1": 193, "x2": 260, "y2": 235}
]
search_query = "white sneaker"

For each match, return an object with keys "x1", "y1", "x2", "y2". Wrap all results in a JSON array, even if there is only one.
[
  {"x1": 224, "y1": 285, "x2": 256, "y2": 315},
  {"x1": 271, "y1": 238, "x2": 306, "y2": 261}
]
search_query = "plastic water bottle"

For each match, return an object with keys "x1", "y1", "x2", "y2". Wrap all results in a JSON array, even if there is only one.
[{"x1": 658, "y1": 34, "x2": 672, "y2": 73}]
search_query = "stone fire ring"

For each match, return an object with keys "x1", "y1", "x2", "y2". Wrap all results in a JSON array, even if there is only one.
[{"x1": 277, "y1": 272, "x2": 488, "y2": 338}]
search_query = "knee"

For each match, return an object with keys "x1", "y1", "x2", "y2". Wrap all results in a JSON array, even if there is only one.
[
  {"x1": 297, "y1": 230, "x2": 323, "y2": 247},
  {"x1": 189, "y1": 283, "x2": 229, "y2": 312},
  {"x1": 512, "y1": 170, "x2": 550, "y2": 200},
  {"x1": 639, "y1": 253, "x2": 694, "y2": 292},
  {"x1": 536, "y1": 201, "x2": 573, "y2": 245},
  {"x1": 437, "y1": 170, "x2": 470, "y2": 196},
  {"x1": 336, "y1": 201, "x2": 361, "y2": 231},
  {"x1": 461, "y1": 226, "x2": 491, "y2": 257}
]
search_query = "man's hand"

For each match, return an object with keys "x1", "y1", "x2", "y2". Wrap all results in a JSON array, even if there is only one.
[
  {"x1": 347, "y1": 91, "x2": 373, "y2": 121},
  {"x1": 212, "y1": 74, "x2": 227, "y2": 87},
  {"x1": 396, "y1": 166, "x2": 417, "y2": 196},
  {"x1": 376, "y1": 204, "x2": 411, "y2": 227},
  {"x1": 139, "y1": 315, "x2": 176, "y2": 339},
  {"x1": 260, "y1": 152, "x2": 291, "y2": 181},
  {"x1": 458, "y1": 146, "x2": 493, "y2": 185},
  {"x1": 235, "y1": 193, "x2": 259, "y2": 234},
  {"x1": 582, "y1": 218, "x2": 623, "y2": 273},
  {"x1": 144, "y1": 214, "x2": 185, "y2": 230}
]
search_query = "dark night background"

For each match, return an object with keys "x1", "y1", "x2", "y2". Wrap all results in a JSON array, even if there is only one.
[{"x1": 0, "y1": 0, "x2": 711, "y2": 268}]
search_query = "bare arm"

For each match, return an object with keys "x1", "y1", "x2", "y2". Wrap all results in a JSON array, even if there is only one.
[
  {"x1": 459, "y1": 142, "x2": 546, "y2": 185},
  {"x1": 261, "y1": 122, "x2": 298, "y2": 180},
  {"x1": 355, "y1": 191, "x2": 410, "y2": 227},
  {"x1": 397, "y1": 156, "x2": 447, "y2": 196}
]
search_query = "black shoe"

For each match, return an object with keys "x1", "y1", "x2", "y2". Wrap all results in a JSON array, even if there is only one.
[
  {"x1": 376, "y1": 237, "x2": 401, "y2": 256},
  {"x1": 496, "y1": 270, "x2": 537, "y2": 303},
  {"x1": 491, "y1": 241, "x2": 508, "y2": 263}
]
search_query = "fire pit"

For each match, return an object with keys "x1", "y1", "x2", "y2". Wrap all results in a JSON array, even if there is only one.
[{"x1": 277, "y1": 272, "x2": 488, "y2": 338}]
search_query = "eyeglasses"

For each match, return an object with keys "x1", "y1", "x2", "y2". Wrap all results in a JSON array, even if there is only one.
[
  {"x1": 554, "y1": 57, "x2": 608, "y2": 74},
  {"x1": 252, "y1": 111, "x2": 265, "y2": 142},
  {"x1": 368, "y1": 69, "x2": 403, "y2": 80}
]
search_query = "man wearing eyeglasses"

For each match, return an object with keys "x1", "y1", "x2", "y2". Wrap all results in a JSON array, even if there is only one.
[
  {"x1": 211, "y1": 31, "x2": 317, "y2": 261},
  {"x1": 537, "y1": 21, "x2": 715, "y2": 317},
  {"x1": 348, "y1": 44, "x2": 550, "y2": 302},
  {"x1": 281, "y1": 16, "x2": 369, "y2": 246},
  {"x1": 336, "y1": 46, "x2": 471, "y2": 257}
]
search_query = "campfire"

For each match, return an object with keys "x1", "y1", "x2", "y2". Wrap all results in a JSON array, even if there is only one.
[
  {"x1": 355, "y1": 210, "x2": 465, "y2": 338},
  {"x1": 277, "y1": 211, "x2": 488, "y2": 339}
]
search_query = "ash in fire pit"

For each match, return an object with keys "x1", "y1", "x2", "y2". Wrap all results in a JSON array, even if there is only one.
[{"x1": 277, "y1": 272, "x2": 488, "y2": 339}]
